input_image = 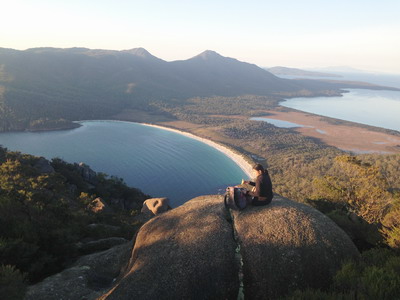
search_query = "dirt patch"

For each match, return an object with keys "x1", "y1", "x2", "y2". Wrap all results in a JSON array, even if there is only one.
[{"x1": 259, "y1": 110, "x2": 400, "y2": 154}]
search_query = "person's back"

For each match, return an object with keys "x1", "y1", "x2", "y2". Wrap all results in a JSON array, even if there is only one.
[
  {"x1": 257, "y1": 170, "x2": 273, "y2": 203},
  {"x1": 245, "y1": 164, "x2": 273, "y2": 206}
]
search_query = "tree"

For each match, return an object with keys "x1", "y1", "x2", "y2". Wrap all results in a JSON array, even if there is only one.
[{"x1": 312, "y1": 155, "x2": 393, "y2": 224}]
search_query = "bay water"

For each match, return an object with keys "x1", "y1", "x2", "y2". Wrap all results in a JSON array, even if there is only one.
[{"x1": 0, "y1": 121, "x2": 247, "y2": 207}]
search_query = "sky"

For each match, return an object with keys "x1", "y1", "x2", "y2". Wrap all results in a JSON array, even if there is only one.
[{"x1": 1, "y1": 0, "x2": 400, "y2": 73}]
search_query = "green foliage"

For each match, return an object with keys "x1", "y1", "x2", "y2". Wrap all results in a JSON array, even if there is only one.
[
  {"x1": 333, "y1": 261, "x2": 360, "y2": 292},
  {"x1": 287, "y1": 248, "x2": 400, "y2": 300},
  {"x1": 283, "y1": 289, "x2": 354, "y2": 300},
  {"x1": 381, "y1": 200, "x2": 400, "y2": 249},
  {"x1": 312, "y1": 155, "x2": 392, "y2": 223},
  {"x1": 28, "y1": 118, "x2": 80, "y2": 131},
  {"x1": 0, "y1": 265, "x2": 27, "y2": 300},
  {"x1": 0, "y1": 147, "x2": 147, "y2": 286}
]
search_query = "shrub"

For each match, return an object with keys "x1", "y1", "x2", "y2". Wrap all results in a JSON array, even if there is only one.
[
  {"x1": 0, "y1": 265, "x2": 27, "y2": 300},
  {"x1": 288, "y1": 248, "x2": 400, "y2": 300},
  {"x1": 381, "y1": 201, "x2": 400, "y2": 249},
  {"x1": 326, "y1": 210, "x2": 381, "y2": 250},
  {"x1": 360, "y1": 266, "x2": 400, "y2": 299},
  {"x1": 284, "y1": 288, "x2": 354, "y2": 300}
]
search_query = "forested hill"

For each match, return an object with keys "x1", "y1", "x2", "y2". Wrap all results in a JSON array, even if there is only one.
[{"x1": 0, "y1": 47, "x2": 392, "y2": 132}]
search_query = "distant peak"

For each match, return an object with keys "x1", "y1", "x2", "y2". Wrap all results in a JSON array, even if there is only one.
[
  {"x1": 124, "y1": 48, "x2": 156, "y2": 59},
  {"x1": 194, "y1": 50, "x2": 224, "y2": 60}
]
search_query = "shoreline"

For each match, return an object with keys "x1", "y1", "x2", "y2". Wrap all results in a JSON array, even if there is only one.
[
  {"x1": 255, "y1": 111, "x2": 400, "y2": 154},
  {"x1": 139, "y1": 122, "x2": 254, "y2": 178},
  {"x1": 71, "y1": 119, "x2": 254, "y2": 178}
]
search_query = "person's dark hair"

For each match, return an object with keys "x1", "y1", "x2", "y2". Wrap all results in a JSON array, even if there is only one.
[{"x1": 253, "y1": 163, "x2": 264, "y2": 172}]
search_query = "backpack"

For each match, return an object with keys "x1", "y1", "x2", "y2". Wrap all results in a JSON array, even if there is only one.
[{"x1": 224, "y1": 186, "x2": 247, "y2": 210}]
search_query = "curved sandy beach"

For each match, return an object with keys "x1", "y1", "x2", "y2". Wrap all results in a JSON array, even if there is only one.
[{"x1": 141, "y1": 123, "x2": 254, "y2": 179}]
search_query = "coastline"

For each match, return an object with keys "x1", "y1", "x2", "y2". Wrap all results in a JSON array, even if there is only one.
[{"x1": 140, "y1": 122, "x2": 254, "y2": 178}]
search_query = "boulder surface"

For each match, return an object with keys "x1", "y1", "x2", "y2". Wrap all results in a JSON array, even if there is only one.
[
  {"x1": 25, "y1": 242, "x2": 132, "y2": 300},
  {"x1": 231, "y1": 195, "x2": 360, "y2": 299},
  {"x1": 141, "y1": 197, "x2": 170, "y2": 215},
  {"x1": 100, "y1": 195, "x2": 239, "y2": 300},
  {"x1": 101, "y1": 195, "x2": 359, "y2": 300},
  {"x1": 29, "y1": 194, "x2": 359, "y2": 300}
]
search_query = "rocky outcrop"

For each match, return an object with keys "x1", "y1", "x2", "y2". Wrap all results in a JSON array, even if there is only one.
[
  {"x1": 88, "y1": 197, "x2": 113, "y2": 213},
  {"x1": 33, "y1": 157, "x2": 55, "y2": 174},
  {"x1": 141, "y1": 197, "x2": 170, "y2": 215},
  {"x1": 101, "y1": 195, "x2": 359, "y2": 299},
  {"x1": 77, "y1": 162, "x2": 98, "y2": 185},
  {"x1": 231, "y1": 196, "x2": 360, "y2": 299},
  {"x1": 25, "y1": 242, "x2": 132, "y2": 300},
  {"x1": 100, "y1": 195, "x2": 239, "y2": 300},
  {"x1": 28, "y1": 194, "x2": 359, "y2": 300}
]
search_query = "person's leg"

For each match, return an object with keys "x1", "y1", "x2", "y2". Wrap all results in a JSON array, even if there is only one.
[{"x1": 251, "y1": 197, "x2": 269, "y2": 206}]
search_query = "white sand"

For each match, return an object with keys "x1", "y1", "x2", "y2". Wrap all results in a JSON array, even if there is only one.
[{"x1": 141, "y1": 123, "x2": 253, "y2": 179}]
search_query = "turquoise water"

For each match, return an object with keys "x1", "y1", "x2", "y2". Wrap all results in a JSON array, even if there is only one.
[
  {"x1": 250, "y1": 117, "x2": 305, "y2": 128},
  {"x1": 0, "y1": 121, "x2": 247, "y2": 207},
  {"x1": 281, "y1": 89, "x2": 400, "y2": 132}
]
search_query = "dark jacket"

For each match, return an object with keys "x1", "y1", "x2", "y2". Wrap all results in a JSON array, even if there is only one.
[{"x1": 248, "y1": 170, "x2": 273, "y2": 203}]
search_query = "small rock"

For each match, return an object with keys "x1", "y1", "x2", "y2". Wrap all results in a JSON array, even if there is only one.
[
  {"x1": 141, "y1": 197, "x2": 170, "y2": 215},
  {"x1": 88, "y1": 198, "x2": 113, "y2": 214}
]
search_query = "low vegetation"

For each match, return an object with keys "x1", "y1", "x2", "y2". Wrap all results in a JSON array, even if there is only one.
[{"x1": 0, "y1": 146, "x2": 148, "y2": 299}]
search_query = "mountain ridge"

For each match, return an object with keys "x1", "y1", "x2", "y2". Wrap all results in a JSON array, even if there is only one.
[
  {"x1": 267, "y1": 66, "x2": 342, "y2": 78},
  {"x1": 0, "y1": 46, "x2": 395, "y2": 132}
]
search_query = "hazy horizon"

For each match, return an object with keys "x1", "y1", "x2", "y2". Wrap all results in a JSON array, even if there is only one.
[{"x1": 1, "y1": 0, "x2": 399, "y2": 73}]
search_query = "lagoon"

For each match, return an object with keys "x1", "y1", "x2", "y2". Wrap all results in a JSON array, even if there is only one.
[
  {"x1": 250, "y1": 117, "x2": 305, "y2": 128},
  {"x1": 281, "y1": 89, "x2": 400, "y2": 132},
  {"x1": 0, "y1": 121, "x2": 248, "y2": 207}
]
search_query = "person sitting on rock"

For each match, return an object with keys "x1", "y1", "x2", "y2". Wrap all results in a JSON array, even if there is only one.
[{"x1": 243, "y1": 163, "x2": 273, "y2": 206}]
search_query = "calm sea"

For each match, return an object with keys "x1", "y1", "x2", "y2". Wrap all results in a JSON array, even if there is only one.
[
  {"x1": 280, "y1": 89, "x2": 400, "y2": 132},
  {"x1": 0, "y1": 121, "x2": 247, "y2": 207}
]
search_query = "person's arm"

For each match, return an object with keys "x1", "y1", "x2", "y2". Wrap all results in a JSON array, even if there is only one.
[
  {"x1": 243, "y1": 180, "x2": 256, "y2": 186},
  {"x1": 247, "y1": 177, "x2": 261, "y2": 197}
]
